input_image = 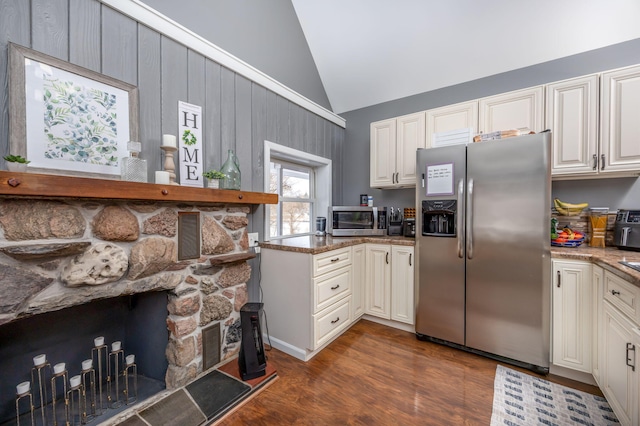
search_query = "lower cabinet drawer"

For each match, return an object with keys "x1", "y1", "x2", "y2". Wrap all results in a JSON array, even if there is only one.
[
  {"x1": 313, "y1": 266, "x2": 351, "y2": 313},
  {"x1": 604, "y1": 272, "x2": 640, "y2": 325},
  {"x1": 311, "y1": 296, "x2": 351, "y2": 350}
]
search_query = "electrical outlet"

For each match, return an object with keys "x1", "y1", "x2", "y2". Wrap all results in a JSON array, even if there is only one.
[{"x1": 248, "y1": 232, "x2": 259, "y2": 247}]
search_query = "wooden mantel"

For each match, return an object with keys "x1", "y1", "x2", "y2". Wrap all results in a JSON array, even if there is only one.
[{"x1": 0, "y1": 171, "x2": 278, "y2": 205}]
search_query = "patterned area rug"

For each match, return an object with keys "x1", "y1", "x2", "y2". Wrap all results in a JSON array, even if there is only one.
[{"x1": 491, "y1": 365, "x2": 619, "y2": 425}]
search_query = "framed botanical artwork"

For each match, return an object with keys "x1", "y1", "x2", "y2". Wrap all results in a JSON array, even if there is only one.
[{"x1": 8, "y1": 43, "x2": 139, "y2": 179}]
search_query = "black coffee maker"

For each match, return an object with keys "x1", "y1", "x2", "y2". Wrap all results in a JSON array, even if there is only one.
[{"x1": 238, "y1": 303, "x2": 267, "y2": 380}]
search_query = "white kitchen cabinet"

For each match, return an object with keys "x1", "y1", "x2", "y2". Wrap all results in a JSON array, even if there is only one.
[
  {"x1": 260, "y1": 247, "x2": 353, "y2": 361},
  {"x1": 478, "y1": 86, "x2": 544, "y2": 134},
  {"x1": 592, "y1": 265, "x2": 604, "y2": 383},
  {"x1": 365, "y1": 244, "x2": 391, "y2": 317},
  {"x1": 546, "y1": 75, "x2": 599, "y2": 176},
  {"x1": 425, "y1": 100, "x2": 478, "y2": 148},
  {"x1": 597, "y1": 270, "x2": 640, "y2": 426},
  {"x1": 601, "y1": 300, "x2": 638, "y2": 426},
  {"x1": 351, "y1": 244, "x2": 366, "y2": 320},
  {"x1": 365, "y1": 244, "x2": 415, "y2": 325},
  {"x1": 600, "y1": 65, "x2": 640, "y2": 174},
  {"x1": 390, "y1": 246, "x2": 414, "y2": 324},
  {"x1": 370, "y1": 111, "x2": 425, "y2": 188},
  {"x1": 551, "y1": 260, "x2": 592, "y2": 373}
]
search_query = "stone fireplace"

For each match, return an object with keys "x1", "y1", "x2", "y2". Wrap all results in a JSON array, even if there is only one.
[{"x1": 0, "y1": 180, "x2": 264, "y2": 424}]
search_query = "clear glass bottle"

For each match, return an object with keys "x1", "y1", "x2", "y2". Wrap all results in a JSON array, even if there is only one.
[
  {"x1": 220, "y1": 149, "x2": 241, "y2": 190},
  {"x1": 121, "y1": 141, "x2": 147, "y2": 183}
]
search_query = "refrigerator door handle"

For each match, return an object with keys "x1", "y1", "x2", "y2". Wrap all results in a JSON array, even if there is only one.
[
  {"x1": 457, "y1": 179, "x2": 465, "y2": 258},
  {"x1": 466, "y1": 178, "x2": 474, "y2": 260}
]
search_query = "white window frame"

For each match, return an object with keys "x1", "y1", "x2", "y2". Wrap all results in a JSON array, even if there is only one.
[{"x1": 264, "y1": 141, "x2": 332, "y2": 241}]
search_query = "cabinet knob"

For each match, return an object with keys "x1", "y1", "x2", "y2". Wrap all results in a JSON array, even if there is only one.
[
  {"x1": 557, "y1": 271, "x2": 561, "y2": 288},
  {"x1": 331, "y1": 317, "x2": 340, "y2": 324},
  {"x1": 611, "y1": 289, "x2": 621, "y2": 296},
  {"x1": 330, "y1": 258, "x2": 340, "y2": 263},
  {"x1": 331, "y1": 284, "x2": 340, "y2": 290}
]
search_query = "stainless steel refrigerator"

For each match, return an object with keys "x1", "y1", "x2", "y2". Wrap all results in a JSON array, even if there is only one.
[{"x1": 415, "y1": 133, "x2": 551, "y2": 373}]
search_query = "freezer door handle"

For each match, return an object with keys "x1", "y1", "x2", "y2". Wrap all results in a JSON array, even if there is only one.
[
  {"x1": 466, "y1": 178, "x2": 474, "y2": 260},
  {"x1": 457, "y1": 179, "x2": 464, "y2": 258}
]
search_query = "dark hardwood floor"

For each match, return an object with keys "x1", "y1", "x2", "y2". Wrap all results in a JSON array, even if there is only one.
[{"x1": 218, "y1": 319, "x2": 601, "y2": 425}]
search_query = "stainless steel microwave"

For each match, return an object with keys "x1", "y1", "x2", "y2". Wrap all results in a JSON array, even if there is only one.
[{"x1": 329, "y1": 206, "x2": 386, "y2": 236}]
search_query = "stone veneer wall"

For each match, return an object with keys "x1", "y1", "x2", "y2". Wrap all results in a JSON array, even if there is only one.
[{"x1": 0, "y1": 198, "x2": 252, "y2": 389}]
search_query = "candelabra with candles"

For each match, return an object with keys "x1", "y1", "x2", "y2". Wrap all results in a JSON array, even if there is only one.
[
  {"x1": 31, "y1": 354, "x2": 50, "y2": 426},
  {"x1": 91, "y1": 336, "x2": 107, "y2": 414},
  {"x1": 15, "y1": 381, "x2": 34, "y2": 426},
  {"x1": 50, "y1": 362, "x2": 69, "y2": 426},
  {"x1": 107, "y1": 341, "x2": 125, "y2": 409}
]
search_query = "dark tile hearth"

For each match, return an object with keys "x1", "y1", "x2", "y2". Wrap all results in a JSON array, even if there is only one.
[
  {"x1": 186, "y1": 371, "x2": 250, "y2": 419},
  {"x1": 111, "y1": 361, "x2": 277, "y2": 426}
]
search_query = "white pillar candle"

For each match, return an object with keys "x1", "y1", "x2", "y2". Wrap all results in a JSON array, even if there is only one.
[
  {"x1": 53, "y1": 362, "x2": 66, "y2": 374},
  {"x1": 162, "y1": 134, "x2": 176, "y2": 148},
  {"x1": 155, "y1": 171, "x2": 170, "y2": 184},
  {"x1": 126, "y1": 354, "x2": 135, "y2": 366},
  {"x1": 69, "y1": 375, "x2": 81, "y2": 388},
  {"x1": 82, "y1": 359, "x2": 93, "y2": 371},
  {"x1": 33, "y1": 354, "x2": 46, "y2": 366},
  {"x1": 94, "y1": 336, "x2": 104, "y2": 347},
  {"x1": 16, "y1": 381, "x2": 30, "y2": 395},
  {"x1": 111, "y1": 341, "x2": 121, "y2": 352}
]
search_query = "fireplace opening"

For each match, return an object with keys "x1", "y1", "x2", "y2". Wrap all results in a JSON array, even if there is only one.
[{"x1": 0, "y1": 291, "x2": 169, "y2": 425}]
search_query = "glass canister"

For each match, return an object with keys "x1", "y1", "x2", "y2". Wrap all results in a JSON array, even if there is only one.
[
  {"x1": 220, "y1": 149, "x2": 241, "y2": 190},
  {"x1": 588, "y1": 207, "x2": 609, "y2": 247}
]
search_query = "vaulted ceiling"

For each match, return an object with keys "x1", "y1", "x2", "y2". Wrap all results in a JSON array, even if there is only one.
[{"x1": 292, "y1": 0, "x2": 640, "y2": 113}]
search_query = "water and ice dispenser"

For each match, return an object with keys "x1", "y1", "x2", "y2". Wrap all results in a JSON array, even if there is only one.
[{"x1": 422, "y1": 200, "x2": 457, "y2": 237}]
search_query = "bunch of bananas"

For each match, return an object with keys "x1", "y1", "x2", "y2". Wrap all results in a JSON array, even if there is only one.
[{"x1": 553, "y1": 198, "x2": 589, "y2": 216}]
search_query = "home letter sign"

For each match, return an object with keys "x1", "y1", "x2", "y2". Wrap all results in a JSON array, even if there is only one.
[{"x1": 178, "y1": 101, "x2": 203, "y2": 187}]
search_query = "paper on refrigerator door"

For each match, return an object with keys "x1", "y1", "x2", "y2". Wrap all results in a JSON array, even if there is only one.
[{"x1": 426, "y1": 163, "x2": 454, "y2": 196}]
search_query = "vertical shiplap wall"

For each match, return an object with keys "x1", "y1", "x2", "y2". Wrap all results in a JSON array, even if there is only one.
[{"x1": 0, "y1": 0, "x2": 345, "y2": 299}]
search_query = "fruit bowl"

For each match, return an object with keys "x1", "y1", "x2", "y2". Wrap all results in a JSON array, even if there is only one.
[{"x1": 551, "y1": 236, "x2": 585, "y2": 247}]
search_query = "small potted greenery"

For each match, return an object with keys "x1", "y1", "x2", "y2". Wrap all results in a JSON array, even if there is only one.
[
  {"x1": 3, "y1": 155, "x2": 30, "y2": 172},
  {"x1": 202, "y1": 170, "x2": 226, "y2": 189}
]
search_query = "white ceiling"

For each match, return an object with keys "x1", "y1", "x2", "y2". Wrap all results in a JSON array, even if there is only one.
[{"x1": 292, "y1": 0, "x2": 640, "y2": 114}]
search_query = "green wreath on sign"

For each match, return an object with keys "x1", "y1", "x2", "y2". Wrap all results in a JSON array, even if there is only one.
[{"x1": 182, "y1": 129, "x2": 197, "y2": 146}]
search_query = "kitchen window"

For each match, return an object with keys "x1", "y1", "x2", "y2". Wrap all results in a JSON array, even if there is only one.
[{"x1": 264, "y1": 141, "x2": 332, "y2": 240}]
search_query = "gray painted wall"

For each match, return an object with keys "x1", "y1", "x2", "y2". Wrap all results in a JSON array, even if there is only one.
[
  {"x1": 340, "y1": 38, "x2": 640, "y2": 213},
  {"x1": 140, "y1": 0, "x2": 332, "y2": 110},
  {"x1": 0, "y1": 0, "x2": 344, "y2": 301}
]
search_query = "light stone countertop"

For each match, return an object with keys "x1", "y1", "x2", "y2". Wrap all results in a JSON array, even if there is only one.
[
  {"x1": 259, "y1": 235, "x2": 415, "y2": 255},
  {"x1": 259, "y1": 236, "x2": 640, "y2": 286},
  {"x1": 550, "y1": 245, "x2": 640, "y2": 286}
]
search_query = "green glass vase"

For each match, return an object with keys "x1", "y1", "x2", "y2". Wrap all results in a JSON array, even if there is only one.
[{"x1": 220, "y1": 149, "x2": 241, "y2": 190}]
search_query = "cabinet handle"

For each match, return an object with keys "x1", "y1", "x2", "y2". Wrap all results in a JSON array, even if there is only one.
[
  {"x1": 409, "y1": 253, "x2": 412, "y2": 266},
  {"x1": 626, "y1": 343, "x2": 635, "y2": 372},
  {"x1": 392, "y1": 172, "x2": 396, "y2": 184},
  {"x1": 331, "y1": 317, "x2": 340, "y2": 324},
  {"x1": 611, "y1": 289, "x2": 621, "y2": 296},
  {"x1": 331, "y1": 284, "x2": 340, "y2": 290},
  {"x1": 396, "y1": 172, "x2": 399, "y2": 183},
  {"x1": 592, "y1": 154, "x2": 598, "y2": 170},
  {"x1": 330, "y1": 257, "x2": 340, "y2": 263},
  {"x1": 557, "y1": 271, "x2": 561, "y2": 288},
  {"x1": 386, "y1": 252, "x2": 389, "y2": 264},
  {"x1": 601, "y1": 154, "x2": 605, "y2": 170}
]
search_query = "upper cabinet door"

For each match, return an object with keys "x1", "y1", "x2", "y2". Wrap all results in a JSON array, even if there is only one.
[
  {"x1": 546, "y1": 75, "x2": 599, "y2": 176},
  {"x1": 425, "y1": 101, "x2": 478, "y2": 148},
  {"x1": 479, "y1": 86, "x2": 544, "y2": 134},
  {"x1": 370, "y1": 118, "x2": 396, "y2": 188},
  {"x1": 396, "y1": 112, "x2": 425, "y2": 187},
  {"x1": 601, "y1": 65, "x2": 640, "y2": 173}
]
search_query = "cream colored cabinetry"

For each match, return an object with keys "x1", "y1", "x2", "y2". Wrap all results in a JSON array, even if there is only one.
[
  {"x1": 370, "y1": 112, "x2": 425, "y2": 188},
  {"x1": 546, "y1": 75, "x2": 599, "y2": 176},
  {"x1": 592, "y1": 265, "x2": 604, "y2": 383},
  {"x1": 390, "y1": 245, "x2": 414, "y2": 324},
  {"x1": 425, "y1": 100, "x2": 478, "y2": 148},
  {"x1": 598, "y1": 271, "x2": 640, "y2": 426},
  {"x1": 351, "y1": 244, "x2": 366, "y2": 320},
  {"x1": 365, "y1": 244, "x2": 415, "y2": 325},
  {"x1": 551, "y1": 260, "x2": 593, "y2": 373},
  {"x1": 600, "y1": 65, "x2": 640, "y2": 174},
  {"x1": 260, "y1": 247, "x2": 353, "y2": 361},
  {"x1": 479, "y1": 86, "x2": 544, "y2": 134}
]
